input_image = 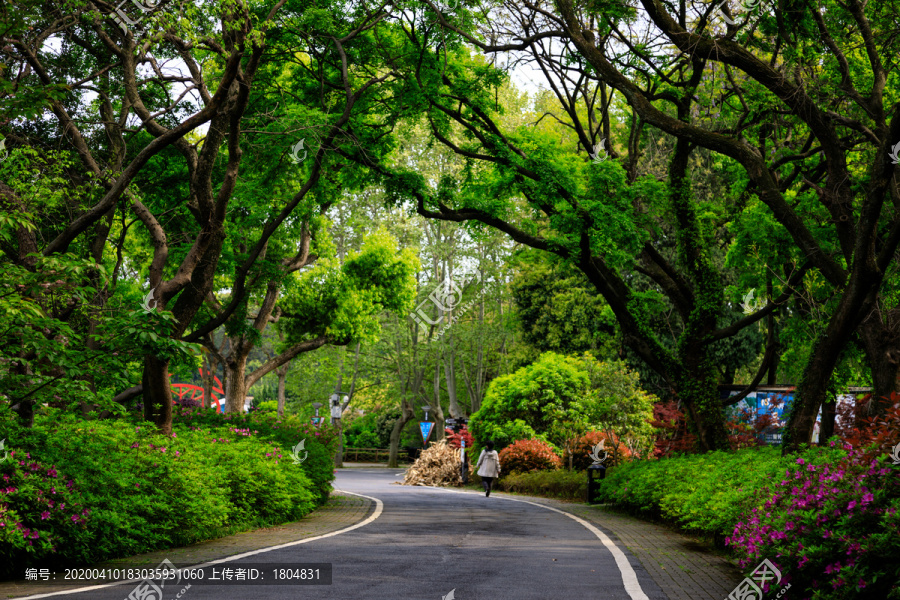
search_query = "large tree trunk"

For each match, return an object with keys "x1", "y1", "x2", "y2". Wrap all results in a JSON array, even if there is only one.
[
  {"x1": 766, "y1": 274, "x2": 780, "y2": 385},
  {"x1": 431, "y1": 364, "x2": 445, "y2": 442},
  {"x1": 224, "y1": 351, "x2": 250, "y2": 414},
  {"x1": 674, "y1": 357, "x2": 728, "y2": 453},
  {"x1": 782, "y1": 281, "x2": 877, "y2": 453},
  {"x1": 667, "y1": 139, "x2": 729, "y2": 452},
  {"x1": 443, "y1": 336, "x2": 463, "y2": 418},
  {"x1": 388, "y1": 398, "x2": 416, "y2": 468},
  {"x1": 859, "y1": 309, "x2": 900, "y2": 416},
  {"x1": 142, "y1": 355, "x2": 174, "y2": 435}
]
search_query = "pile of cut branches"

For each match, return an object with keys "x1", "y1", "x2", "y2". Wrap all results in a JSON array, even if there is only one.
[{"x1": 402, "y1": 440, "x2": 464, "y2": 486}]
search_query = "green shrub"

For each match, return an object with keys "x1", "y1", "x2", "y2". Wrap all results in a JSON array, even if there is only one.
[
  {"x1": 498, "y1": 439, "x2": 562, "y2": 473},
  {"x1": 469, "y1": 352, "x2": 655, "y2": 456},
  {"x1": 343, "y1": 411, "x2": 383, "y2": 448},
  {"x1": 494, "y1": 469, "x2": 587, "y2": 502},
  {"x1": 172, "y1": 408, "x2": 337, "y2": 505},
  {"x1": 469, "y1": 353, "x2": 588, "y2": 451},
  {"x1": 595, "y1": 446, "x2": 797, "y2": 541},
  {"x1": 0, "y1": 410, "x2": 332, "y2": 577}
]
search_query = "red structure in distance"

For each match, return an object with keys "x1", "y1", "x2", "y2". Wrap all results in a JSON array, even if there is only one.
[{"x1": 170, "y1": 369, "x2": 225, "y2": 413}]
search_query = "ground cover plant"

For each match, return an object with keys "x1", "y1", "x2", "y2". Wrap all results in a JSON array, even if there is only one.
[
  {"x1": 491, "y1": 470, "x2": 587, "y2": 502},
  {"x1": 0, "y1": 408, "x2": 336, "y2": 577}
]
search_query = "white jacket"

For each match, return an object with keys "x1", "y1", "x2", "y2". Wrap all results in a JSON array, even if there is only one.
[{"x1": 476, "y1": 449, "x2": 501, "y2": 478}]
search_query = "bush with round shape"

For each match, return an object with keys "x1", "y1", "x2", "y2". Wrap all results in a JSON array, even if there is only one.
[{"x1": 497, "y1": 439, "x2": 562, "y2": 474}]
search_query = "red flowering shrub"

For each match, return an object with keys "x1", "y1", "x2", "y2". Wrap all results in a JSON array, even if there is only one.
[
  {"x1": 651, "y1": 400, "x2": 696, "y2": 457},
  {"x1": 444, "y1": 427, "x2": 474, "y2": 449},
  {"x1": 727, "y1": 443, "x2": 900, "y2": 599},
  {"x1": 498, "y1": 439, "x2": 562, "y2": 474},
  {"x1": 0, "y1": 451, "x2": 92, "y2": 576},
  {"x1": 565, "y1": 431, "x2": 631, "y2": 470},
  {"x1": 834, "y1": 393, "x2": 900, "y2": 461}
]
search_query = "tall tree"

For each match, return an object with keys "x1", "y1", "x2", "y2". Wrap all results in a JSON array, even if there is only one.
[
  {"x1": 1, "y1": 0, "x2": 401, "y2": 432},
  {"x1": 352, "y1": 0, "x2": 900, "y2": 452}
]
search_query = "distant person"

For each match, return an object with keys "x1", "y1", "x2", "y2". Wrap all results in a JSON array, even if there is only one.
[{"x1": 475, "y1": 440, "x2": 501, "y2": 497}]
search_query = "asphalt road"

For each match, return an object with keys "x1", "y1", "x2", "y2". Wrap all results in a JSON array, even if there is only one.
[{"x1": 20, "y1": 469, "x2": 668, "y2": 600}]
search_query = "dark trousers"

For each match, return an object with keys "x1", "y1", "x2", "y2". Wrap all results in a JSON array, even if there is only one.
[{"x1": 481, "y1": 476, "x2": 494, "y2": 492}]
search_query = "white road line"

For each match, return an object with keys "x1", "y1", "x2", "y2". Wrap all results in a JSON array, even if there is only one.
[
  {"x1": 11, "y1": 490, "x2": 383, "y2": 600},
  {"x1": 422, "y1": 486, "x2": 650, "y2": 600}
]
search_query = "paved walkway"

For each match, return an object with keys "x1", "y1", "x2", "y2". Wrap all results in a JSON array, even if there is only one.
[
  {"x1": 3, "y1": 467, "x2": 743, "y2": 600},
  {"x1": 510, "y1": 496, "x2": 743, "y2": 600}
]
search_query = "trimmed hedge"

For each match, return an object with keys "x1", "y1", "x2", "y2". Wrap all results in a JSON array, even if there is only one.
[
  {"x1": 595, "y1": 446, "x2": 800, "y2": 540},
  {"x1": 494, "y1": 469, "x2": 587, "y2": 501},
  {"x1": 0, "y1": 410, "x2": 336, "y2": 578},
  {"x1": 170, "y1": 408, "x2": 338, "y2": 505}
]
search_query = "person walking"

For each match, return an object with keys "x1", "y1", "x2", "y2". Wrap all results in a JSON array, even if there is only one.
[{"x1": 475, "y1": 440, "x2": 501, "y2": 497}]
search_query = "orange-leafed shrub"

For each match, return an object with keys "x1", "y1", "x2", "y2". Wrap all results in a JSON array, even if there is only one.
[
  {"x1": 565, "y1": 431, "x2": 631, "y2": 470},
  {"x1": 498, "y1": 439, "x2": 562, "y2": 474}
]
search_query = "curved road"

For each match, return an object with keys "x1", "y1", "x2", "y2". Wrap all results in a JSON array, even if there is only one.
[{"x1": 22, "y1": 469, "x2": 668, "y2": 600}]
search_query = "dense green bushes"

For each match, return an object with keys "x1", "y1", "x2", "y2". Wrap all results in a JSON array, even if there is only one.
[
  {"x1": 343, "y1": 408, "x2": 398, "y2": 449},
  {"x1": 0, "y1": 409, "x2": 336, "y2": 577},
  {"x1": 171, "y1": 407, "x2": 337, "y2": 505},
  {"x1": 595, "y1": 444, "x2": 900, "y2": 599},
  {"x1": 595, "y1": 446, "x2": 794, "y2": 540},
  {"x1": 469, "y1": 352, "x2": 655, "y2": 457}
]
